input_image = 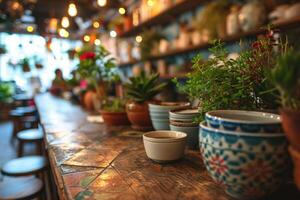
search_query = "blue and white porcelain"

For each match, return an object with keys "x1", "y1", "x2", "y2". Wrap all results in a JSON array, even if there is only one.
[
  {"x1": 199, "y1": 122, "x2": 289, "y2": 199},
  {"x1": 205, "y1": 110, "x2": 282, "y2": 133}
]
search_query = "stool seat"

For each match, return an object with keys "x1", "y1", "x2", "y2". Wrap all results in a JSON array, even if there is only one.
[
  {"x1": 17, "y1": 129, "x2": 43, "y2": 141},
  {"x1": 16, "y1": 106, "x2": 36, "y2": 114},
  {"x1": 1, "y1": 156, "x2": 47, "y2": 176},
  {"x1": 0, "y1": 177, "x2": 43, "y2": 200}
]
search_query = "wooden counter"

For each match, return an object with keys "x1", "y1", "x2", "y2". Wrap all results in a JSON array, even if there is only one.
[{"x1": 35, "y1": 93, "x2": 299, "y2": 200}]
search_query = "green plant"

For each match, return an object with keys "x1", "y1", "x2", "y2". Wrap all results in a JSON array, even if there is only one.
[
  {"x1": 175, "y1": 34, "x2": 286, "y2": 121},
  {"x1": 270, "y1": 50, "x2": 300, "y2": 110},
  {"x1": 140, "y1": 30, "x2": 165, "y2": 61},
  {"x1": 102, "y1": 98, "x2": 126, "y2": 112},
  {"x1": 125, "y1": 72, "x2": 167, "y2": 103},
  {"x1": 195, "y1": 0, "x2": 230, "y2": 38},
  {"x1": 0, "y1": 82, "x2": 14, "y2": 103},
  {"x1": 76, "y1": 44, "x2": 117, "y2": 96}
]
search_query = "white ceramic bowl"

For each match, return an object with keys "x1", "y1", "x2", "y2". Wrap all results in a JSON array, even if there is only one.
[{"x1": 143, "y1": 131, "x2": 187, "y2": 163}]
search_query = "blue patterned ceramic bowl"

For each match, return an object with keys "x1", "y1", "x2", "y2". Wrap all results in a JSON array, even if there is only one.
[
  {"x1": 199, "y1": 122, "x2": 289, "y2": 199},
  {"x1": 205, "y1": 110, "x2": 282, "y2": 133}
]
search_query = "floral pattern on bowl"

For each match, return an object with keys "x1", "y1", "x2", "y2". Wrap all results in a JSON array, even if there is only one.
[
  {"x1": 205, "y1": 110, "x2": 282, "y2": 133},
  {"x1": 199, "y1": 122, "x2": 289, "y2": 199}
]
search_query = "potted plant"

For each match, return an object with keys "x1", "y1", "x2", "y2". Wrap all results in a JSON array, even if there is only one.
[
  {"x1": 125, "y1": 72, "x2": 166, "y2": 131},
  {"x1": 100, "y1": 98, "x2": 130, "y2": 126},
  {"x1": 174, "y1": 32, "x2": 284, "y2": 122},
  {"x1": 76, "y1": 44, "x2": 117, "y2": 110},
  {"x1": 0, "y1": 82, "x2": 14, "y2": 120},
  {"x1": 195, "y1": 0, "x2": 230, "y2": 39},
  {"x1": 269, "y1": 50, "x2": 300, "y2": 189}
]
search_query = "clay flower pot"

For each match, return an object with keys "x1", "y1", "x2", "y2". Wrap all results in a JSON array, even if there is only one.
[
  {"x1": 83, "y1": 90, "x2": 96, "y2": 111},
  {"x1": 280, "y1": 109, "x2": 300, "y2": 152},
  {"x1": 289, "y1": 146, "x2": 300, "y2": 190},
  {"x1": 126, "y1": 101, "x2": 153, "y2": 131},
  {"x1": 100, "y1": 110, "x2": 130, "y2": 126}
]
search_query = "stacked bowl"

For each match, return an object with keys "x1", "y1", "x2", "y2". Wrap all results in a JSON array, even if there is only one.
[
  {"x1": 199, "y1": 110, "x2": 289, "y2": 199},
  {"x1": 149, "y1": 102, "x2": 189, "y2": 130},
  {"x1": 169, "y1": 108, "x2": 199, "y2": 150}
]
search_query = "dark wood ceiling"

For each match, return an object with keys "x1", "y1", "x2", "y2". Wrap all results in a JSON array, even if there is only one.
[{"x1": 0, "y1": 0, "x2": 122, "y2": 35}]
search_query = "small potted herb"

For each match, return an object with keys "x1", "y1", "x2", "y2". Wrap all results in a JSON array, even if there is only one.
[
  {"x1": 19, "y1": 58, "x2": 31, "y2": 72},
  {"x1": 269, "y1": 50, "x2": 300, "y2": 189},
  {"x1": 100, "y1": 98, "x2": 130, "y2": 126},
  {"x1": 125, "y1": 72, "x2": 166, "y2": 130},
  {"x1": 0, "y1": 82, "x2": 13, "y2": 119}
]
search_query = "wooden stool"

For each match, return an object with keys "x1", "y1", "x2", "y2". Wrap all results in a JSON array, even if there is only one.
[
  {"x1": 0, "y1": 177, "x2": 44, "y2": 200},
  {"x1": 1, "y1": 156, "x2": 50, "y2": 200},
  {"x1": 9, "y1": 110, "x2": 25, "y2": 141},
  {"x1": 1, "y1": 156, "x2": 47, "y2": 177},
  {"x1": 17, "y1": 129, "x2": 44, "y2": 157},
  {"x1": 21, "y1": 116, "x2": 39, "y2": 129}
]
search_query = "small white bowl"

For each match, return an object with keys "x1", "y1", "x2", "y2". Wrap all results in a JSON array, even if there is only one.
[{"x1": 143, "y1": 131, "x2": 187, "y2": 163}]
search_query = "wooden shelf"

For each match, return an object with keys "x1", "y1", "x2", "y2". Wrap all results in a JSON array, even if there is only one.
[
  {"x1": 119, "y1": 0, "x2": 207, "y2": 38},
  {"x1": 118, "y1": 16, "x2": 300, "y2": 68}
]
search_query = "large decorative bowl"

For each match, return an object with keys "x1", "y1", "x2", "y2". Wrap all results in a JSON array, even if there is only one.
[
  {"x1": 205, "y1": 110, "x2": 282, "y2": 133},
  {"x1": 199, "y1": 122, "x2": 289, "y2": 199}
]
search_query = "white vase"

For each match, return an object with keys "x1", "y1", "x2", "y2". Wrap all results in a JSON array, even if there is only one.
[{"x1": 239, "y1": 1, "x2": 266, "y2": 32}]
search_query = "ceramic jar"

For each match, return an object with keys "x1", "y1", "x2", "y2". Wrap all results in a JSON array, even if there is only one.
[
  {"x1": 199, "y1": 122, "x2": 289, "y2": 199},
  {"x1": 239, "y1": 1, "x2": 266, "y2": 32},
  {"x1": 226, "y1": 5, "x2": 240, "y2": 36}
]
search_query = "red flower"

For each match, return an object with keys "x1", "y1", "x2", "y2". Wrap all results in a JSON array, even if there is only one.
[
  {"x1": 243, "y1": 159, "x2": 273, "y2": 183},
  {"x1": 80, "y1": 52, "x2": 96, "y2": 61}
]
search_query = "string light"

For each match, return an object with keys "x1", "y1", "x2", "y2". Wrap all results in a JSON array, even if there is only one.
[
  {"x1": 94, "y1": 39, "x2": 101, "y2": 45},
  {"x1": 109, "y1": 30, "x2": 117, "y2": 38},
  {"x1": 59, "y1": 28, "x2": 69, "y2": 38},
  {"x1": 68, "y1": 3, "x2": 77, "y2": 17},
  {"x1": 118, "y1": 7, "x2": 126, "y2": 15},
  {"x1": 93, "y1": 21, "x2": 100, "y2": 28},
  {"x1": 147, "y1": 0, "x2": 154, "y2": 7},
  {"x1": 83, "y1": 35, "x2": 90, "y2": 42},
  {"x1": 61, "y1": 16, "x2": 70, "y2": 28},
  {"x1": 26, "y1": 25, "x2": 34, "y2": 33},
  {"x1": 97, "y1": 0, "x2": 107, "y2": 7},
  {"x1": 135, "y1": 35, "x2": 142, "y2": 43}
]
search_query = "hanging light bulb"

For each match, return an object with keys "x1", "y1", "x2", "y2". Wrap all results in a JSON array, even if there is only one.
[
  {"x1": 97, "y1": 0, "x2": 107, "y2": 7},
  {"x1": 93, "y1": 21, "x2": 100, "y2": 29},
  {"x1": 59, "y1": 28, "x2": 69, "y2": 38},
  {"x1": 109, "y1": 30, "x2": 117, "y2": 38},
  {"x1": 26, "y1": 25, "x2": 34, "y2": 33},
  {"x1": 118, "y1": 7, "x2": 126, "y2": 15},
  {"x1": 94, "y1": 39, "x2": 101, "y2": 46},
  {"x1": 83, "y1": 35, "x2": 90, "y2": 42},
  {"x1": 135, "y1": 35, "x2": 142, "y2": 43},
  {"x1": 68, "y1": 3, "x2": 77, "y2": 17},
  {"x1": 61, "y1": 16, "x2": 70, "y2": 28}
]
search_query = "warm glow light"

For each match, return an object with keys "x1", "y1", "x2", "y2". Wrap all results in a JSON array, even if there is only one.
[
  {"x1": 83, "y1": 35, "x2": 90, "y2": 42},
  {"x1": 147, "y1": 0, "x2": 154, "y2": 7},
  {"x1": 97, "y1": 0, "x2": 107, "y2": 7},
  {"x1": 26, "y1": 25, "x2": 34, "y2": 33},
  {"x1": 135, "y1": 35, "x2": 142, "y2": 43},
  {"x1": 109, "y1": 30, "x2": 117, "y2": 38},
  {"x1": 68, "y1": 3, "x2": 77, "y2": 17},
  {"x1": 118, "y1": 7, "x2": 126, "y2": 15},
  {"x1": 93, "y1": 21, "x2": 100, "y2": 28},
  {"x1": 75, "y1": 46, "x2": 81, "y2": 52},
  {"x1": 94, "y1": 39, "x2": 101, "y2": 45},
  {"x1": 59, "y1": 28, "x2": 69, "y2": 38},
  {"x1": 61, "y1": 16, "x2": 70, "y2": 28}
]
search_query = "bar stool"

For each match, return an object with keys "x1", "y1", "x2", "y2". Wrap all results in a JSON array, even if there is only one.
[
  {"x1": 0, "y1": 177, "x2": 44, "y2": 200},
  {"x1": 17, "y1": 129, "x2": 44, "y2": 157},
  {"x1": 1, "y1": 156, "x2": 49, "y2": 199}
]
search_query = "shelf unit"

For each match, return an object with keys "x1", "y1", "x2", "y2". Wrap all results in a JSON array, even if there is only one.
[
  {"x1": 118, "y1": 16, "x2": 300, "y2": 68},
  {"x1": 119, "y1": 0, "x2": 207, "y2": 38}
]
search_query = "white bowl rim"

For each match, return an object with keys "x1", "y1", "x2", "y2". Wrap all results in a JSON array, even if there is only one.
[
  {"x1": 205, "y1": 110, "x2": 281, "y2": 124},
  {"x1": 149, "y1": 102, "x2": 190, "y2": 108},
  {"x1": 200, "y1": 121, "x2": 284, "y2": 137},
  {"x1": 170, "y1": 108, "x2": 199, "y2": 116},
  {"x1": 143, "y1": 130, "x2": 187, "y2": 142}
]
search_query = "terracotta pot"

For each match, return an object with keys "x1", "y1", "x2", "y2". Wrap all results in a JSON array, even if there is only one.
[
  {"x1": 280, "y1": 109, "x2": 300, "y2": 152},
  {"x1": 100, "y1": 110, "x2": 130, "y2": 126},
  {"x1": 83, "y1": 90, "x2": 95, "y2": 110},
  {"x1": 126, "y1": 101, "x2": 153, "y2": 131},
  {"x1": 289, "y1": 146, "x2": 300, "y2": 190}
]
